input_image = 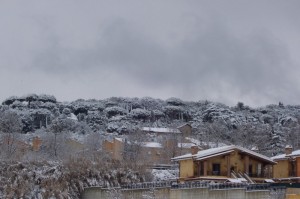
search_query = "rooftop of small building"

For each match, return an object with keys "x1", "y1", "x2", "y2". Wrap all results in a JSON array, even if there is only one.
[{"x1": 172, "y1": 145, "x2": 275, "y2": 164}]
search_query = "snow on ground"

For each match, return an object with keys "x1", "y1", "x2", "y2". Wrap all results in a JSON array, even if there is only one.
[{"x1": 151, "y1": 169, "x2": 178, "y2": 181}]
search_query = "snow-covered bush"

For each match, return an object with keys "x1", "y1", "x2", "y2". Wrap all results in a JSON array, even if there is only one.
[
  {"x1": 104, "y1": 106, "x2": 127, "y2": 118},
  {"x1": 260, "y1": 114, "x2": 274, "y2": 124},
  {"x1": 86, "y1": 112, "x2": 107, "y2": 131},
  {"x1": 25, "y1": 94, "x2": 39, "y2": 103},
  {"x1": 38, "y1": 94, "x2": 57, "y2": 103},
  {"x1": 62, "y1": 108, "x2": 72, "y2": 116},
  {"x1": 28, "y1": 100, "x2": 42, "y2": 109},
  {"x1": 163, "y1": 105, "x2": 184, "y2": 119},
  {"x1": 39, "y1": 102, "x2": 57, "y2": 110},
  {"x1": 140, "y1": 97, "x2": 163, "y2": 110},
  {"x1": 152, "y1": 110, "x2": 165, "y2": 119},
  {"x1": 106, "y1": 120, "x2": 136, "y2": 134},
  {"x1": 151, "y1": 169, "x2": 178, "y2": 181},
  {"x1": 129, "y1": 108, "x2": 151, "y2": 120},
  {"x1": 0, "y1": 159, "x2": 148, "y2": 199},
  {"x1": 166, "y1": 97, "x2": 185, "y2": 106},
  {"x1": 2, "y1": 96, "x2": 19, "y2": 105},
  {"x1": 11, "y1": 100, "x2": 27, "y2": 109}
]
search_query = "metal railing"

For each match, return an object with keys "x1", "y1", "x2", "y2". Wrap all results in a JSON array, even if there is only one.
[
  {"x1": 172, "y1": 181, "x2": 210, "y2": 189},
  {"x1": 121, "y1": 181, "x2": 171, "y2": 190},
  {"x1": 246, "y1": 184, "x2": 270, "y2": 191},
  {"x1": 120, "y1": 181, "x2": 286, "y2": 192},
  {"x1": 209, "y1": 183, "x2": 248, "y2": 190}
]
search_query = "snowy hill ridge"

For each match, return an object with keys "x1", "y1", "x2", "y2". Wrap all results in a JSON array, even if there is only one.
[{"x1": 1, "y1": 94, "x2": 300, "y2": 156}]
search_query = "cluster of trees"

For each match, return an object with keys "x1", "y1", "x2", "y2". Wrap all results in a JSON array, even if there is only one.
[
  {"x1": 2, "y1": 94, "x2": 300, "y2": 197},
  {"x1": 1, "y1": 94, "x2": 300, "y2": 159}
]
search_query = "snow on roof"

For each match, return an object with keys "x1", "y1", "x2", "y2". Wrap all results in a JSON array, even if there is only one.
[
  {"x1": 171, "y1": 153, "x2": 193, "y2": 161},
  {"x1": 68, "y1": 113, "x2": 78, "y2": 121},
  {"x1": 185, "y1": 137, "x2": 227, "y2": 148},
  {"x1": 225, "y1": 178, "x2": 246, "y2": 183},
  {"x1": 251, "y1": 146, "x2": 258, "y2": 151},
  {"x1": 272, "y1": 149, "x2": 300, "y2": 161},
  {"x1": 142, "y1": 127, "x2": 181, "y2": 134},
  {"x1": 271, "y1": 154, "x2": 287, "y2": 161},
  {"x1": 193, "y1": 145, "x2": 235, "y2": 160},
  {"x1": 290, "y1": 149, "x2": 300, "y2": 157},
  {"x1": 177, "y1": 123, "x2": 191, "y2": 129},
  {"x1": 172, "y1": 145, "x2": 275, "y2": 164},
  {"x1": 196, "y1": 150, "x2": 234, "y2": 161},
  {"x1": 178, "y1": 143, "x2": 195, "y2": 148},
  {"x1": 185, "y1": 137, "x2": 201, "y2": 145},
  {"x1": 115, "y1": 137, "x2": 124, "y2": 142},
  {"x1": 264, "y1": 179, "x2": 275, "y2": 183},
  {"x1": 142, "y1": 142, "x2": 162, "y2": 148}
]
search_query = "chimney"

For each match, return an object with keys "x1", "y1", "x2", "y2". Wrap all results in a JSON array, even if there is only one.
[
  {"x1": 191, "y1": 146, "x2": 200, "y2": 155},
  {"x1": 251, "y1": 146, "x2": 259, "y2": 152},
  {"x1": 285, "y1": 145, "x2": 293, "y2": 155}
]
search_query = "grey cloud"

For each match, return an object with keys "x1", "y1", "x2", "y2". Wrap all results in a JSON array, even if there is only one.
[
  {"x1": 0, "y1": 1, "x2": 300, "y2": 106},
  {"x1": 23, "y1": 15, "x2": 300, "y2": 106}
]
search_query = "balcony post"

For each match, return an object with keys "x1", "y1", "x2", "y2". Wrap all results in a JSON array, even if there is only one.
[
  {"x1": 226, "y1": 155, "x2": 231, "y2": 177},
  {"x1": 203, "y1": 161, "x2": 208, "y2": 176}
]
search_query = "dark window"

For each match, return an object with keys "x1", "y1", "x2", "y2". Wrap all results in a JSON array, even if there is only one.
[
  {"x1": 249, "y1": 165, "x2": 253, "y2": 176},
  {"x1": 212, "y1": 163, "x2": 221, "y2": 175}
]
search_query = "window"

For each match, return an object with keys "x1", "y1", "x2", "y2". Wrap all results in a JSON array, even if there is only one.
[
  {"x1": 249, "y1": 165, "x2": 253, "y2": 176},
  {"x1": 257, "y1": 163, "x2": 262, "y2": 176},
  {"x1": 212, "y1": 163, "x2": 221, "y2": 176}
]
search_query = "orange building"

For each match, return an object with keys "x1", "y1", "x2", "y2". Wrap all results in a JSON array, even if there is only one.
[
  {"x1": 272, "y1": 145, "x2": 300, "y2": 179},
  {"x1": 102, "y1": 138, "x2": 124, "y2": 161},
  {"x1": 102, "y1": 137, "x2": 196, "y2": 165},
  {"x1": 172, "y1": 145, "x2": 275, "y2": 182},
  {"x1": 32, "y1": 136, "x2": 42, "y2": 151}
]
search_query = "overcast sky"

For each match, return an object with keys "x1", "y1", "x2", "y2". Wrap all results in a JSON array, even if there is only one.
[{"x1": 0, "y1": 0, "x2": 299, "y2": 107}]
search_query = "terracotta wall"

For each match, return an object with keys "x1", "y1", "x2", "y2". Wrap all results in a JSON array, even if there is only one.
[
  {"x1": 32, "y1": 137, "x2": 42, "y2": 151},
  {"x1": 179, "y1": 159, "x2": 194, "y2": 178},
  {"x1": 178, "y1": 125, "x2": 192, "y2": 137},
  {"x1": 296, "y1": 157, "x2": 300, "y2": 177},
  {"x1": 273, "y1": 160, "x2": 290, "y2": 178}
]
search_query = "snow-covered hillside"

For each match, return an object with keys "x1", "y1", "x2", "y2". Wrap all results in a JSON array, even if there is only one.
[{"x1": 1, "y1": 94, "x2": 300, "y2": 156}]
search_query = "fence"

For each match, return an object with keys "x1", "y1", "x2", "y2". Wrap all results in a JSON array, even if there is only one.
[{"x1": 83, "y1": 181, "x2": 287, "y2": 199}]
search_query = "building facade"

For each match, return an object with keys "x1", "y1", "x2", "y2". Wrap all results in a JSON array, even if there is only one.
[
  {"x1": 272, "y1": 146, "x2": 300, "y2": 179},
  {"x1": 172, "y1": 145, "x2": 275, "y2": 182}
]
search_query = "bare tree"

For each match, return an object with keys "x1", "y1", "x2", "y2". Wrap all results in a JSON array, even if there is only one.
[
  {"x1": 0, "y1": 110, "x2": 22, "y2": 159},
  {"x1": 49, "y1": 117, "x2": 75, "y2": 158},
  {"x1": 83, "y1": 132, "x2": 104, "y2": 161},
  {"x1": 201, "y1": 119, "x2": 228, "y2": 148},
  {"x1": 123, "y1": 130, "x2": 146, "y2": 168}
]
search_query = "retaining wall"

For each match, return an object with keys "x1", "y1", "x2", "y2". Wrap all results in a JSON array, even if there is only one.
[{"x1": 82, "y1": 186, "x2": 285, "y2": 199}]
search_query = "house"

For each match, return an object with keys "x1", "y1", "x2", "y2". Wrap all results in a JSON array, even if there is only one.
[
  {"x1": 272, "y1": 145, "x2": 300, "y2": 179},
  {"x1": 102, "y1": 137, "x2": 124, "y2": 161},
  {"x1": 32, "y1": 136, "x2": 42, "y2": 151},
  {"x1": 141, "y1": 123, "x2": 193, "y2": 147},
  {"x1": 141, "y1": 127, "x2": 181, "y2": 136},
  {"x1": 102, "y1": 137, "x2": 196, "y2": 165},
  {"x1": 142, "y1": 123, "x2": 192, "y2": 137},
  {"x1": 172, "y1": 145, "x2": 276, "y2": 182},
  {"x1": 31, "y1": 136, "x2": 85, "y2": 158},
  {"x1": 140, "y1": 141, "x2": 196, "y2": 165},
  {"x1": 0, "y1": 135, "x2": 31, "y2": 158},
  {"x1": 177, "y1": 123, "x2": 192, "y2": 137},
  {"x1": 139, "y1": 142, "x2": 165, "y2": 164}
]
